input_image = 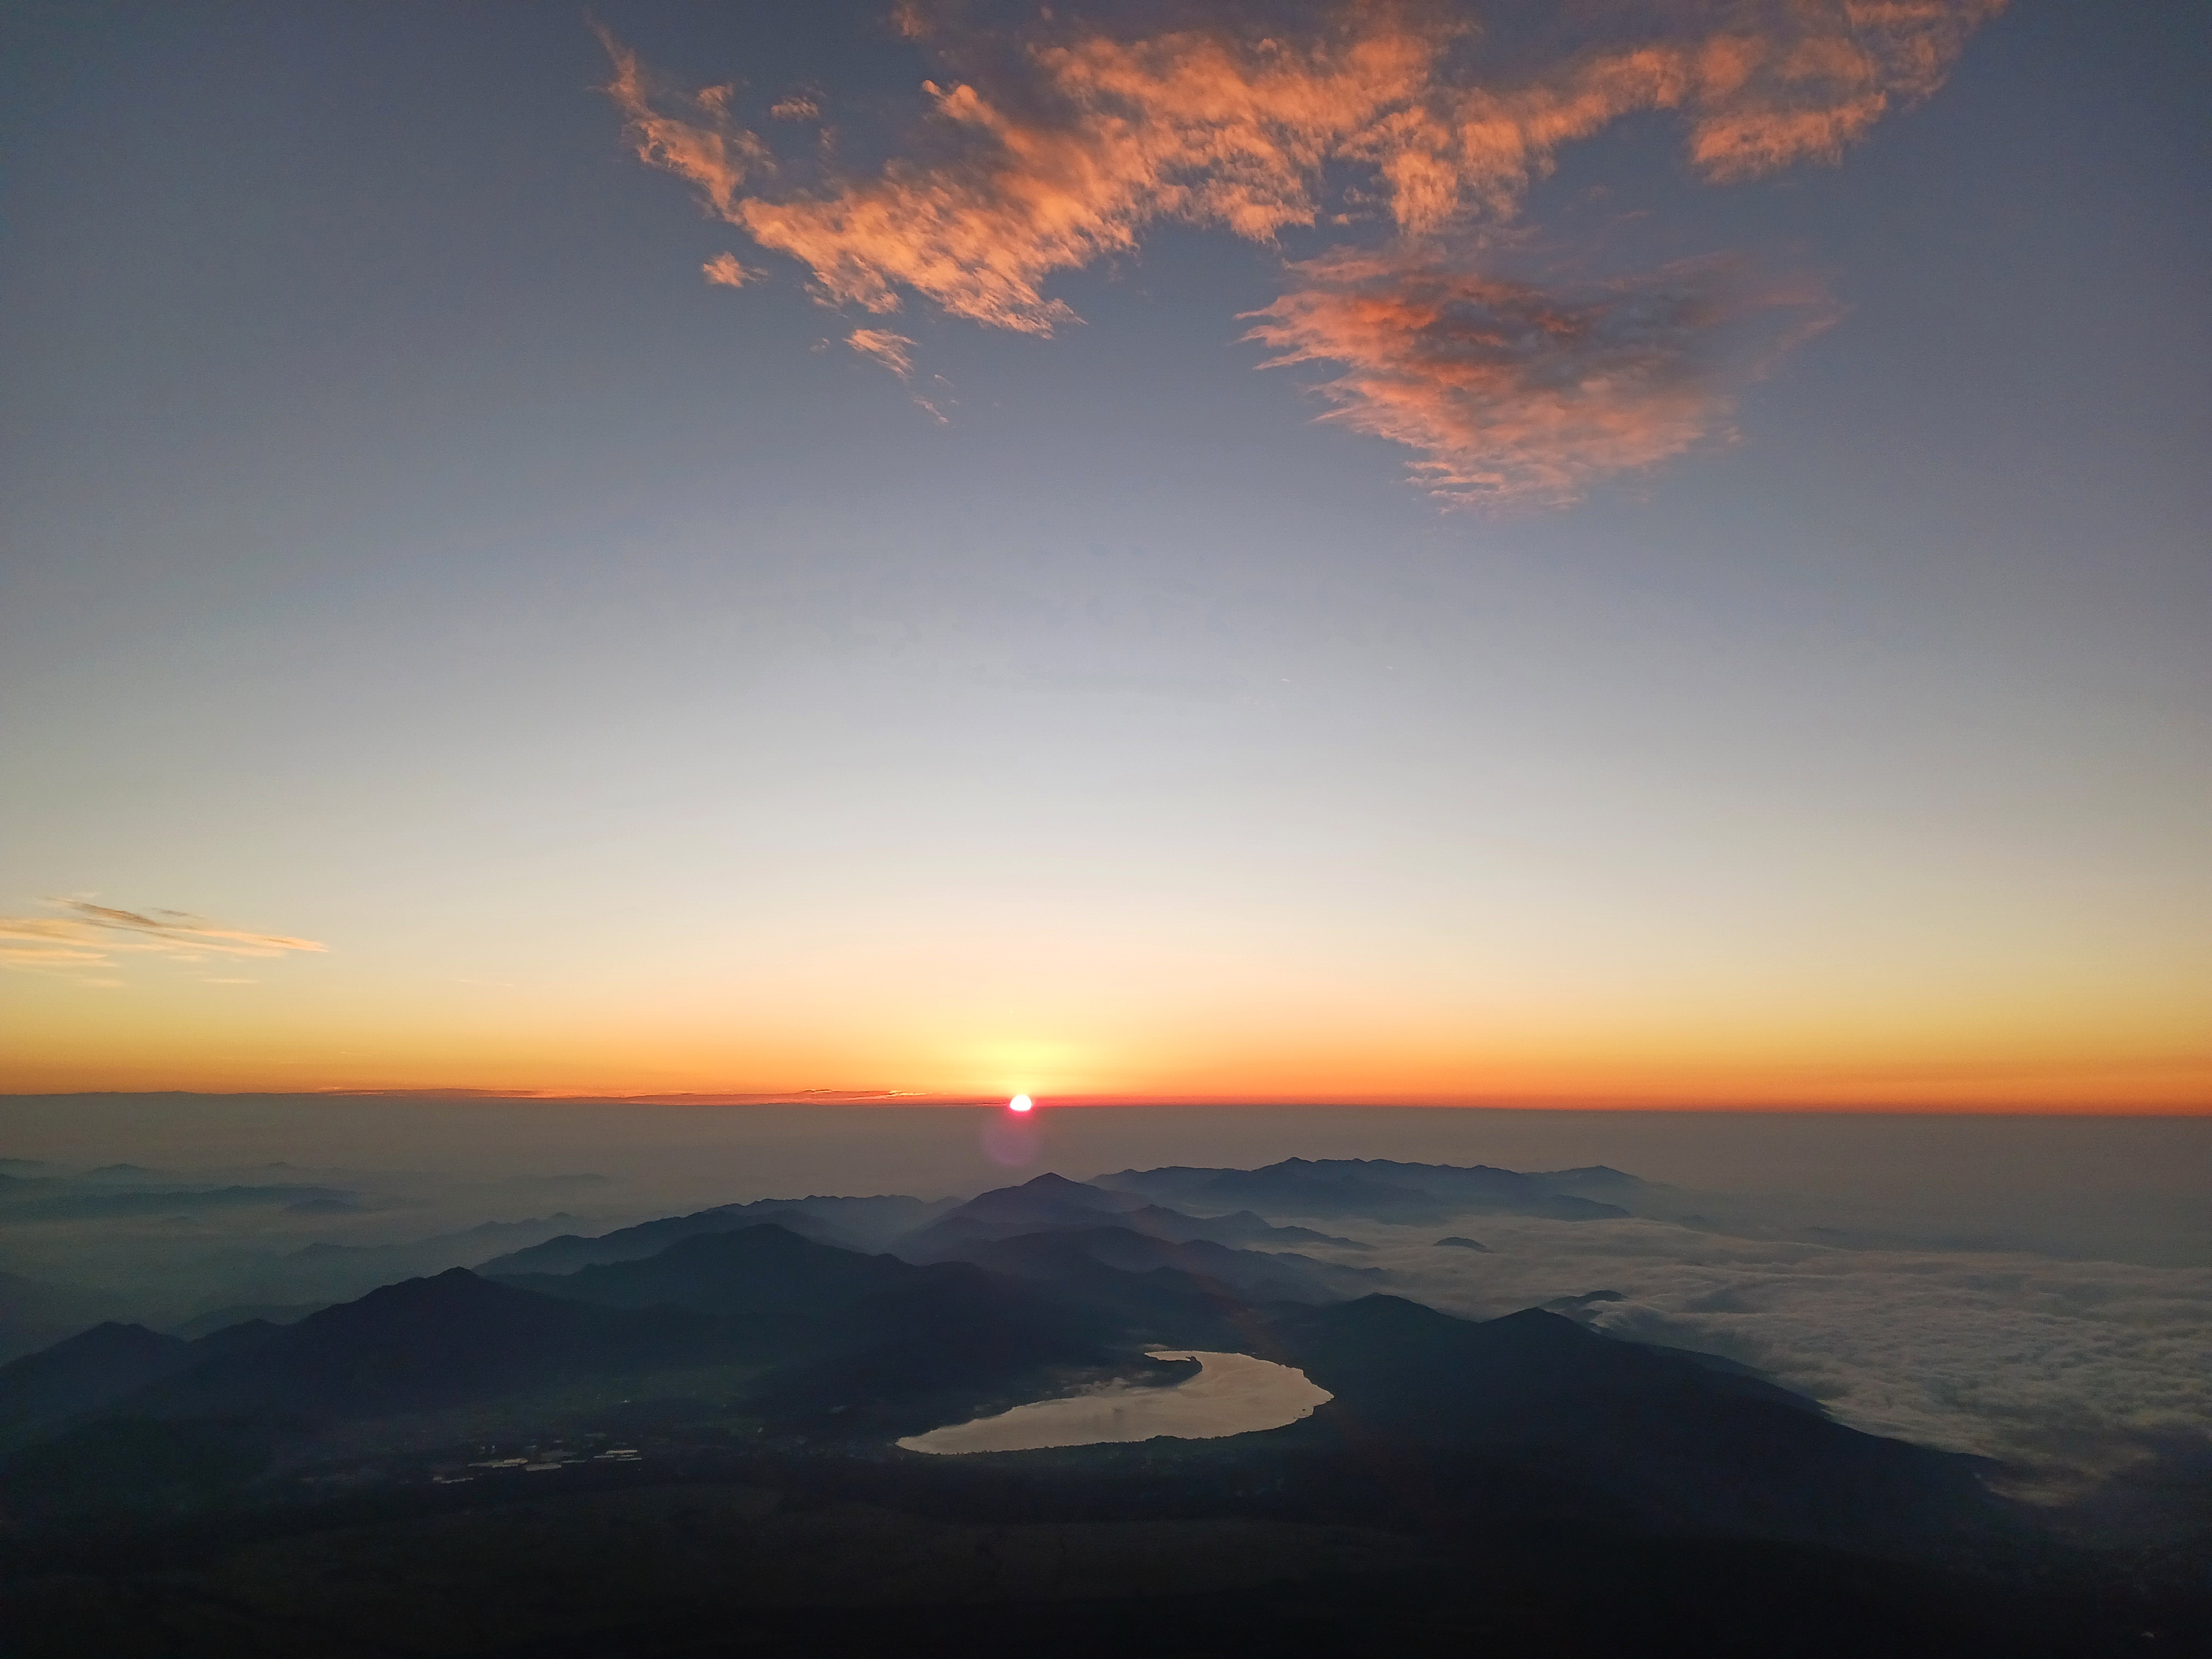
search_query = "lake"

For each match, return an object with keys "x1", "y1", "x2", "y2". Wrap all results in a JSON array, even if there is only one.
[{"x1": 896, "y1": 1351, "x2": 1332, "y2": 1455}]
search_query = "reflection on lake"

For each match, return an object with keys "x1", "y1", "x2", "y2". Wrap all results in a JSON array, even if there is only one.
[{"x1": 897, "y1": 1351, "x2": 1332, "y2": 1455}]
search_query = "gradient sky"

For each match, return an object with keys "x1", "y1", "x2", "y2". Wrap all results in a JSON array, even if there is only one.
[{"x1": 2, "y1": 1, "x2": 2206, "y2": 1107}]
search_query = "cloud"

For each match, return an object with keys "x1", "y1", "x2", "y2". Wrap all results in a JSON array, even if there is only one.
[
  {"x1": 1244, "y1": 252, "x2": 1838, "y2": 505},
  {"x1": 1352, "y1": 1214, "x2": 2212, "y2": 1489},
  {"x1": 0, "y1": 899, "x2": 326, "y2": 981},
  {"x1": 602, "y1": 0, "x2": 2003, "y2": 500},
  {"x1": 701, "y1": 251, "x2": 757, "y2": 287},
  {"x1": 846, "y1": 327, "x2": 955, "y2": 424},
  {"x1": 847, "y1": 326, "x2": 918, "y2": 377}
]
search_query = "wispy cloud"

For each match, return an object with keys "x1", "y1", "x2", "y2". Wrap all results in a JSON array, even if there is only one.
[
  {"x1": 700, "y1": 250, "x2": 757, "y2": 287},
  {"x1": 847, "y1": 326, "x2": 918, "y2": 377},
  {"x1": 846, "y1": 327, "x2": 955, "y2": 424},
  {"x1": 602, "y1": 0, "x2": 2003, "y2": 502},
  {"x1": 1245, "y1": 252, "x2": 1838, "y2": 506},
  {"x1": 0, "y1": 899, "x2": 326, "y2": 982}
]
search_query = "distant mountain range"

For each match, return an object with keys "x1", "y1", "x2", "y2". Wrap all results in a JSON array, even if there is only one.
[
  {"x1": 0, "y1": 1163, "x2": 2012, "y2": 1569},
  {"x1": 1095, "y1": 1157, "x2": 1645, "y2": 1222},
  {"x1": 1, "y1": 1160, "x2": 2197, "y2": 1653}
]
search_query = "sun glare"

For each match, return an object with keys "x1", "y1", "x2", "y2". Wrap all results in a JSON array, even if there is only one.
[{"x1": 1008, "y1": 1094, "x2": 1033, "y2": 1113}]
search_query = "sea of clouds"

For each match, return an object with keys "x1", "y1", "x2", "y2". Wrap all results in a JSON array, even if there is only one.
[{"x1": 1345, "y1": 1215, "x2": 2212, "y2": 1491}]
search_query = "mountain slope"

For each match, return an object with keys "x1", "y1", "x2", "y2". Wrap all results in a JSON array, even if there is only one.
[
  {"x1": 1259, "y1": 1296, "x2": 1998, "y2": 1549},
  {"x1": 495, "y1": 1223, "x2": 921, "y2": 1333},
  {"x1": 480, "y1": 1194, "x2": 950, "y2": 1276},
  {"x1": 125, "y1": 1269, "x2": 722, "y2": 1423},
  {"x1": 0, "y1": 1322, "x2": 196, "y2": 1448},
  {"x1": 925, "y1": 1225, "x2": 1380, "y2": 1306}
]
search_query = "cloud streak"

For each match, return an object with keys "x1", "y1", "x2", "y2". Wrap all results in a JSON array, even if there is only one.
[
  {"x1": 846, "y1": 326, "x2": 918, "y2": 377},
  {"x1": 0, "y1": 899, "x2": 326, "y2": 981},
  {"x1": 603, "y1": 0, "x2": 2003, "y2": 503}
]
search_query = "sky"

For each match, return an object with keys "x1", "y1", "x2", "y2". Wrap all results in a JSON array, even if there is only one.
[{"x1": 2, "y1": 0, "x2": 2207, "y2": 1108}]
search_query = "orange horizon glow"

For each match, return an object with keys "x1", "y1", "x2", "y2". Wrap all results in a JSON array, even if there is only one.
[{"x1": 3, "y1": 1079, "x2": 2205, "y2": 1115}]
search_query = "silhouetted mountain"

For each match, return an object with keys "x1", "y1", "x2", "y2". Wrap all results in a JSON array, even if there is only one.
[
  {"x1": 499, "y1": 1222, "x2": 1246, "y2": 1426},
  {"x1": 126, "y1": 1269, "x2": 722, "y2": 1423},
  {"x1": 1541, "y1": 1289, "x2": 1627, "y2": 1317},
  {"x1": 284, "y1": 1213, "x2": 589, "y2": 1272},
  {"x1": 0, "y1": 1322, "x2": 195, "y2": 1447},
  {"x1": 497, "y1": 1223, "x2": 919, "y2": 1334},
  {"x1": 915, "y1": 1223, "x2": 1380, "y2": 1306},
  {"x1": 0, "y1": 1270, "x2": 139, "y2": 1364},
  {"x1": 480, "y1": 1193, "x2": 952, "y2": 1276},
  {"x1": 1175, "y1": 1209, "x2": 1368, "y2": 1249},
  {"x1": 1261, "y1": 1296, "x2": 1997, "y2": 1551},
  {"x1": 742, "y1": 1259, "x2": 1134, "y2": 1432},
  {"x1": 1434, "y1": 1236, "x2": 1489, "y2": 1250},
  {"x1": 896, "y1": 1174, "x2": 1366, "y2": 1261},
  {"x1": 169, "y1": 1301, "x2": 332, "y2": 1340},
  {"x1": 951, "y1": 1171, "x2": 1149, "y2": 1221},
  {"x1": 1527, "y1": 1165, "x2": 1660, "y2": 1206},
  {"x1": 1097, "y1": 1158, "x2": 1629, "y2": 1221}
]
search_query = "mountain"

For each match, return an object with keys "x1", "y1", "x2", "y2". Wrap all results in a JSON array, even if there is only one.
[
  {"x1": 1527, "y1": 1165, "x2": 1661, "y2": 1206},
  {"x1": 892, "y1": 1174, "x2": 1365, "y2": 1259},
  {"x1": 1259, "y1": 1296, "x2": 1998, "y2": 1552},
  {"x1": 500, "y1": 1221, "x2": 1240, "y2": 1429},
  {"x1": 0, "y1": 1322, "x2": 195, "y2": 1448},
  {"x1": 0, "y1": 1271, "x2": 139, "y2": 1364},
  {"x1": 910, "y1": 1223, "x2": 1379, "y2": 1306},
  {"x1": 169, "y1": 1301, "x2": 332, "y2": 1340},
  {"x1": 125, "y1": 1269, "x2": 722, "y2": 1423},
  {"x1": 205, "y1": 1213, "x2": 599, "y2": 1309},
  {"x1": 740, "y1": 1262, "x2": 1136, "y2": 1432},
  {"x1": 479, "y1": 1194, "x2": 953, "y2": 1276},
  {"x1": 6, "y1": 1226, "x2": 1194, "y2": 1448},
  {"x1": 496, "y1": 1222, "x2": 921, "y2": 1332},
  {"x1": 951, "y1": 1171, "x2": 1149, "y2": 1222},
  {"x1": 1096, "y1": 1158, "x2": 1630, "y2": 1222}
]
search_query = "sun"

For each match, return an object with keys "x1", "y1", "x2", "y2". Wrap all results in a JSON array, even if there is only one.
[{"x1": 1007, "y1": 1094, "x2": 1033, "y2": 1113}]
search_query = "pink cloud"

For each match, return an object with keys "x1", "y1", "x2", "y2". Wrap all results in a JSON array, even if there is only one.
[
  {"x1": 847, "y1": 327, "x2": 918, "y2": 377},
  {"x1": 602, "y1": 1, "x2": 2002, "y2": 500},
  {"x1": 1245, "y1": 253, "x2": 1838, "y2": 507},
  {"x1": 701, "y1": 251, "x2": 756, "y2": 287}
]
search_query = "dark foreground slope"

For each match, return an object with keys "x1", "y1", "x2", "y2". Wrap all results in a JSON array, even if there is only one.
[{"x1": 1, "y1": 1451, "x2": 2201, "y2": 1659}]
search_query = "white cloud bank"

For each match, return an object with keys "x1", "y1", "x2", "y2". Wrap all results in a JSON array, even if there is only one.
[{"x1": 1335, "y1": 1214, "x2": 2212, "y2": 1488}]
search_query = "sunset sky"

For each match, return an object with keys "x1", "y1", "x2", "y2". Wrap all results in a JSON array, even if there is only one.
[{"x1": 3, "y1": 1, "x2": 2205, "y2": 1108}]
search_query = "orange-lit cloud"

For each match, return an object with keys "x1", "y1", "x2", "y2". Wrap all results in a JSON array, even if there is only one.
[
  {"x1": 0, "y1": 898, "x2": 325, "y2": 981},
  {"x1": 846, "y1": 326, "x2": 918, "y2": 377},
  {"x1": 701, "y1": 251, "x2": 756, "y2": 287},
  {"x1": 607, "y1": 0, "x2": 2003, "y2": 499},
  {"x1": 1245, "y1": 252, "x2": 1838, "y2": 506},
  {"x1": 847, "y1": 327, "x2": 955, "y2": 424}
]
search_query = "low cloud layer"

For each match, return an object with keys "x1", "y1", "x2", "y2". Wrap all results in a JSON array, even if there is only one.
[
  {"x1": 0, "y1": 899, "x2": 325, "y2": 983},
  {"x1": 603, "y1": 0, "x2": 2002, "y2": 504},
  {"x1": 1353, "y1": 1215, "x2": 2212, "y2": 1488}
]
